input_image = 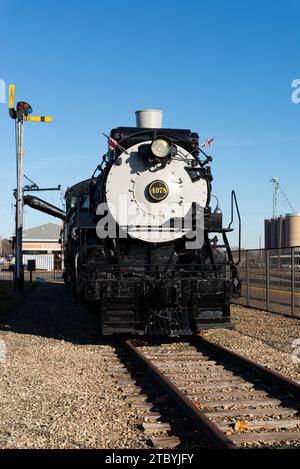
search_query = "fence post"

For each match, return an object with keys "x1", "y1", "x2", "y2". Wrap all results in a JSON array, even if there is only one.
[
  {"x1": 266, "y1": 249, "x2": 270, "y2": 312},
  {"x1": 246, "y1": 250, "x2": 250, "y2": 307},
  {"x1": 291, "y1": 247, "x2": 295, "y2": 317}
]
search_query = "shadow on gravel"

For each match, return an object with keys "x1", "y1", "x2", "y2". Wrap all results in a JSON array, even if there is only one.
[{"x1": 0, "y1": 283, "x2": 113, "y2": 346}]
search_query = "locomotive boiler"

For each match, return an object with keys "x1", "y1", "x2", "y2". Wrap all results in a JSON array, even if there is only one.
[{"x1": 63, "y1": 110, "x2": 241, "y2": 335}]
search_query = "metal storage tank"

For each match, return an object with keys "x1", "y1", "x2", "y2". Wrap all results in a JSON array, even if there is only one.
[
  {"x1": 270, "y1": 218, "x2": 278, "y2": 249},
  {"x1": 281, "y1": 216, "x2": 286, "y2": 248},
  {"x1": 285, "y1": 214, "x2": 300, "y2": 247},
  {"x1": 264, "y1": 219, "x2": 272, "y2": 249},
  {"x1": 277, "y1": 216, "x2": 285, "y2": 248},
  {"x1": 265, "y1": 216, "x2": 289, "y2": 248}
]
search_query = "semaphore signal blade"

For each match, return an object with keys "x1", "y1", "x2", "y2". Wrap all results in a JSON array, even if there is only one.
[
  {"x1": 8, "y1": 84, "x2": 16, "y2": 119},
  {"x1": 24, "y1": 115, "x2": 53, "y2": 123},
  {"x1": 9, "y1": 84, "x2": 15, "y2": 109}
]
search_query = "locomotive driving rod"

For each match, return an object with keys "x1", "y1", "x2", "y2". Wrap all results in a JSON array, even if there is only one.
[{"x1": 23, "y1": 195, "x2": 66, "y2": 221}]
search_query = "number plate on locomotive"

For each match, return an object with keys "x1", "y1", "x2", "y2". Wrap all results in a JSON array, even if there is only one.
[{"x1": 148, "y1": 180, "x2": 169, "y2": 201}]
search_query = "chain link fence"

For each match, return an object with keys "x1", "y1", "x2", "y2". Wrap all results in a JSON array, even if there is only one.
[
  {"x1": 233, "y1": 247, "x2": 300, "y2": 317},
  {"x1": 0, "y1": 259, "x2": 63, "y2": 284},
  {"x1": 2, "y1": 248, "x2": 300, "y2": 317}
]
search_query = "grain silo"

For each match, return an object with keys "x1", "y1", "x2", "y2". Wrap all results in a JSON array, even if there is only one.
[
  {"x1": 265, "y1": 214, "x2": 300, "y2": 249},
  {"x1": 285, "y1": 214, "x2": 300, "y2": 247},
  {"x1": 264, "y1": 219, "x2": 272, "y2": 249},
  {"x1": 277, "y1": 216, "x2": 285, "y2": 248},
  {"x1": 271, "y1": 217, "x2": 278, "y2": 248},
  {"x1": 265, "y1": 178, "x2": 299, "y2": 248}
]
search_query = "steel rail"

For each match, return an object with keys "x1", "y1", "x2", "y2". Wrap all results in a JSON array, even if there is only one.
[{"x1": 123, "y1": 339, "x2": 236, "y2": 449}]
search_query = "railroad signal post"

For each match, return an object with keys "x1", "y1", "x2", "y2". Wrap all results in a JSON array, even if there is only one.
[{"x1": 8, "y1": 84, "x2": 52, "y2": 293}]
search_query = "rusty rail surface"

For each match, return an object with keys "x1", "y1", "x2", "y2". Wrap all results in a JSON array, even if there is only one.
[
  {"x1": 121, "y1": 337, "x2": 300, "y2": 449},
  {"x1": 123, "y1": 339, "x2": 236, "y2": 449}
]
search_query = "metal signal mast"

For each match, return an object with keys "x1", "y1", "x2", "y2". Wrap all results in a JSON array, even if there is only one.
[{"x1": 9, "y1": 84, "x2": 52, "y2": 293}]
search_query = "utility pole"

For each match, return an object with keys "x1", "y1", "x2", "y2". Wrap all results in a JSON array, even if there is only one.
[
  {"x1": 15, "y1": 113, "x2": 24, "y2": 292},
  {"x1": 9, "y1": 84, "x2": 52, "y2": 293}
]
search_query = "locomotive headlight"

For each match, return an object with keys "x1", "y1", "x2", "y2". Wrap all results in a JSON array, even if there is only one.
[{"x1": 151, "y1": 137, "x2": 172, "y2": 158}]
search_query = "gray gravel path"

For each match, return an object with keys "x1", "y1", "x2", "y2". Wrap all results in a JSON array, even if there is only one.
[
  {"x1": 1, "y1": 286, "x2": 300, "y2": 448},
  {"x1": 201, "y1": 305, "x2": 300, "y2": 382}
]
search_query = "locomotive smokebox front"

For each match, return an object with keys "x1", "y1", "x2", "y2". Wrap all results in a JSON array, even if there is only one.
[{"x1": 105, "y1": 110, "x2": 208, "y2": 245}]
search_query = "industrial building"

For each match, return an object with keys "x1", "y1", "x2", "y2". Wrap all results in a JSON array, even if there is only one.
[
  {"x1": 265, "y1": 214, "x2": 300, "y2": 249},
  {"x1": 0, "y1": 239, "x2": 13, "y2": 257},
  {"x1": 12, "y1": 223, "x2": 63, "y2": 270}
]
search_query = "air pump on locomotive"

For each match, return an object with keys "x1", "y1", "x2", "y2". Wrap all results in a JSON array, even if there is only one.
[{"x1": 61, "y1": 110, "x2": 241, "y2": 335}]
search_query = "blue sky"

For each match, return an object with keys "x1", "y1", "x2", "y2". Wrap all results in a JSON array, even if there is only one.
[{"x1": 0, "y1": 0, "x2": 299, "y2": 248}]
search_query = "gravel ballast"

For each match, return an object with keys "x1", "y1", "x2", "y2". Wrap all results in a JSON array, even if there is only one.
[
  {"x1": 1, "y1": 286, "x2": 300, "y2": 448},
  {"x1": 201, "y1": 305, "x2": 300, "y2": 383},
  {"x1": 0, "y1": 285, "x2": 149, "y2": 449}
]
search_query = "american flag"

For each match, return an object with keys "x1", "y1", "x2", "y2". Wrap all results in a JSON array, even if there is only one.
[
  {"x1": 102, "y1": 133, "x2": 120, "y2": 151},
  {"x1": 201, "y1": 137, "x2": 215, "y2": 148},
  {"x1": 108, "y1": 137, "x2": 119, "y2": 151}
]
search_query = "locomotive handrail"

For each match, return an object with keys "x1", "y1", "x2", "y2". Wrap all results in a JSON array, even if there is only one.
[{"x1": 228, "y1": 190, "x2": 241, "y2": 265}]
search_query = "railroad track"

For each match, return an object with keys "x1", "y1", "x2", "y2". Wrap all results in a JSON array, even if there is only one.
[{"x1": 111, "y1": 337, "x2": 300, "y2": 449}]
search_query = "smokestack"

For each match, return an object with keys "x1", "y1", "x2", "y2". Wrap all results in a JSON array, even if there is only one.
[{"x1": 135, "y1": 109, "x2": 162, "y2": 128}]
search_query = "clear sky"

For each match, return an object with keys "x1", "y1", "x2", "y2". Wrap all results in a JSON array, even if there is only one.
[{"x1": 0, "y1": 0, "x2": 299, "y2": 248}]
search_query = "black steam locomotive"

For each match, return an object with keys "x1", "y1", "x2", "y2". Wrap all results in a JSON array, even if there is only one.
[{"x1": 61, "y1": 110, "x2": 241, "y2": 335}]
